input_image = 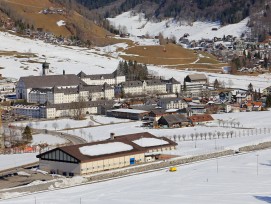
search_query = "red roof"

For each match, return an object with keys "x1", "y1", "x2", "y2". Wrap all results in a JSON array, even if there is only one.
[{"x1": 189, "y1": 114, "x2": 214, "y2": 123}]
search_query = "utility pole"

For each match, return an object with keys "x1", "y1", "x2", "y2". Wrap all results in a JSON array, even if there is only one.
[{"x1": 256, "y1": 154, "x2": 259, "y2": 176}]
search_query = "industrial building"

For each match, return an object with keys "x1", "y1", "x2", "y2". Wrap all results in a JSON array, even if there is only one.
[{"x1": 37, "y1": 132, "x2": 177, "y2": 176}]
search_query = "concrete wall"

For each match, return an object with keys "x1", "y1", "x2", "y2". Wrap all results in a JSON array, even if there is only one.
[{"x1": 39, "y1": 160, "x2": 81, "y2": 175}]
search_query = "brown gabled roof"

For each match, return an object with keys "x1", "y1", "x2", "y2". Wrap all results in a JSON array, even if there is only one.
[
  {"x1": 158, "y1": 114, "x2": 190, "y2": 126},
  {"x1": 19, "y1": 74, "x2": 86, "y2": 89},
  {"x1": 37, "y1": 132, "x2": 177, "y2": 163},
  {"x1": 189, "y1": 114, "x2": 214, "y2": 123},
  {"x1": 149, "y1": 108, "x2": 166, "y2": 116}
]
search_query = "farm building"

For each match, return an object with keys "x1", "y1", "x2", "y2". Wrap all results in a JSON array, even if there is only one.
[
  {"x1": 37, "y1": 132, "x2": 177, "y2": 176},
  {"x1": 184, "y1": 74, "x2": 208, "y2": 84},
  {"x1": 107, "y1": 108, "x2": 149, "y2": 120},
  {"x1": 158, "y1": 114, "x2": 192, "y2": 128}
]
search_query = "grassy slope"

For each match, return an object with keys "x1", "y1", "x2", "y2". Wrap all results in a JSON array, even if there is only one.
[
  {"x1": 120, "y1": 43, "x2": 227, "y2": 72},
  {"x1": 1, "y1": 0, "x2": 134, "y2": 46}
]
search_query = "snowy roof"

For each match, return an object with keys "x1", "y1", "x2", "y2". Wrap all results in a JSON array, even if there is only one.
[
  {"x1": 37, "y1": 132, "x2": 178, "y2": 163},
  {"x1": 79, "y1": 142, "x2": 133, "y2": 156},
  {"x1": 133, "y1": 138, "x2": 169, "y2": 147},
  {"x1": 165, "y1": 109, "x2": 179, "y2": 113},
  {"x1": 110, "y1": 108, "x2": 149, "y2": 114}
]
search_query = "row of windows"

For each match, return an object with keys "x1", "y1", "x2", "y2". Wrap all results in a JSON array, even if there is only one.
[{"x1": 81, "y1": 159, "x2": 143, "y2": 171}]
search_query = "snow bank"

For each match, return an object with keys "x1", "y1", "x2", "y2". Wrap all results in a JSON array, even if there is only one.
[
  {"x1": 79, "y1": 142, "x2": 133, "y2": 156},
  {"x1": 17, "y1": 171, "x2": 31, "y2": 177},
  {"x1": 133, "y1": 138, "x2": 169, "y2": 147},
  {"x1": 50, "y1": 176, "x2": 88, "y2": 189},
  {"x1": 32, "y1": 134, "x2": 67, "y2": 145},
  {"x1": 56, "y1": 20, "x2": 66, "y2": 26}
]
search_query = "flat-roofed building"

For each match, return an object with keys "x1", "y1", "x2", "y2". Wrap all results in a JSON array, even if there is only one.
[
  {"x1": 37, "y1": 132, "x2": 177, "y2": 176},
  {"x1": 107, "y1": 108, "x2": 149, "y2": 120}
]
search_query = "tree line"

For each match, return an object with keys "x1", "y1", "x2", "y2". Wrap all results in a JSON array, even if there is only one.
[{"x1": 117, "y1": 60, "x2": 148, "y2": 81}]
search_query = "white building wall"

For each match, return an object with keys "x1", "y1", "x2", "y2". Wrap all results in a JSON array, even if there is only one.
[{"x1": 80, "y1": 153, "x2": 145, "y2": 175}]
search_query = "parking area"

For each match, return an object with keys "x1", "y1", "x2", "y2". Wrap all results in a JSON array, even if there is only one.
[{"x1": 0, "y1": 167, "x2": 54, "y2": 190}]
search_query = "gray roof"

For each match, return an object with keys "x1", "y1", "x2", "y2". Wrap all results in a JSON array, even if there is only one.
[
  {"x1": 130, "y1": 104, "x2": 158, "y2": 111},
  {"x1": 144, "y1": 79, "x2": 165, "y2": 86},
  {"x1": 186, "y1": 74, "x2": 207, "y2": 81},
  {"x1": 20, "y1": 74, "x2": 85, "y2": 89},
  {"x1": 46, "y1": 100, "x2": 115, "y2": 110},
  {"x1": 159, "y1": 114, "x2": 190, "y2": 125},
  {"x1": 77, "y1": 69, "x2": 124, "y2": 80},
  {"x1": 51, "y1": 83, "x2": 113, "y2": 94},
  {"x1": 120, "y1": 81, "x2": 143, "y2": 87},
  {"x1": 162, "y1": 77, "x2": 180, "y2": 84}
]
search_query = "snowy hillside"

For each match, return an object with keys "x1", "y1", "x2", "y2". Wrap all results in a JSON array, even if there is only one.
[
  {"x1": 108, "y1": 11, "x2": 250, "y2": 41},
  {"x1": 1, "y1": 30, "x2": 271, "y2": 90},
  {"x1": 0, "y1": 32, "x2": 120, "y2": 79}
]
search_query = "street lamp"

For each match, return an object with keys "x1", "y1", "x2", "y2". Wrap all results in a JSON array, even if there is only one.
[
  {"x1": 256, "y1": 154, "x2": 259, "y2": 176},
  {"x1": 194, "y1": 128, "x2": 197, "y2": 148},
  {"x1": 216, "y1": 158, "x2": 218, "y2": 173}
]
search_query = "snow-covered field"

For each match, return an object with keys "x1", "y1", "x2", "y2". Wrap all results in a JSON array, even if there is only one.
[
  {"x1": 0, "y1": 31, "x2": 119, "y2": 79},
  {"x1": 147, "y1": 65, "x2": 271, "y2": 90},
  {"x1": 1, "y1": 30, "x2": 271, "y2": 90},
  {"x1": 13, "y1": 118, "x2": 99, "y2": 131},
  {"x1": 0, "y1": 153, "x2": 38, "y2": 171},
  {"x1": 61, "y1": 111, "x2": 271, "y2": 156},
  {"x1": 108, "y1": 11, "x2": 250, "y2": 41},
  {"x1": 92, "y1": 115, "x2": 131, "y2": 124},
  {"x1": 31, "y1": 134, "x2": 68, "y2": 146},
  {"x1": 2, "y1": 149, "x2": 271, "y2": 204}
]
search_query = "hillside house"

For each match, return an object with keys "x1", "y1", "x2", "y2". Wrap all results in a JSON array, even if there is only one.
[{"x1": 188, "y1": 114, "x2": 214, "y2": 125}]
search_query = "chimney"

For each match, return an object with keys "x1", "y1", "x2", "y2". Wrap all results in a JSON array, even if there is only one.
[
  {"x1": 63, "y1": 70, "x2": 65, "y2": 75},
  {"x1": 110, "y1": 133, "x2": 115, "y2": 140}
]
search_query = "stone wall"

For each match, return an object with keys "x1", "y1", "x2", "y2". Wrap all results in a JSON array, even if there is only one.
[{"x1": 239, "y1": 141, "x2": 271, "y2": 152}]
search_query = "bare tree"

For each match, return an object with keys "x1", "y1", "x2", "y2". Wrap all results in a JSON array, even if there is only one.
[
  {"x1": 195, "y1": 132, "x2": 199, "y2": 140},
  {"x1": 204, "y1": 132, "x2": 207, "y2": 140},
  {"x1": 52, "y1": 122, "x2": 59, "y2": 131},
  {"x1": 191, "y1": 133, "x2": 194, "y2": 141},
  {"x1": 200, "y1": 133, "x2": 203, "y2": 140},
  {"x1": 71, "y1": 96, "x2": 87, "y2": 120},
  {"x1": 230, "y1": 131, "x2": 234, "y2": 138},
  {"x1": 226, "y1": 132, "x2": 229, "y2": 138},
  {"x1": 217, "y1": 131, "x2": 221, "y2": 139},
  {"x1": 208, "y1": 132, "x2": 212, "y2": 140},
  {"x1": 178, "y1": 135, "x2": 181, "y2": 141}
]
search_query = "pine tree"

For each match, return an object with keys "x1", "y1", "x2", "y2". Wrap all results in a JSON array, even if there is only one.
[
  {"x1": 22, "y1": 126, "x2": 32, "y2": 143},
  {"x1": 266, "y1": 95, "x2": 271, "y2": 108},
  {"x1": 183, "y1": 80, "x2": 187, "y2": 92},
  {"x1": 213, "y1": 79, "x2": 219, "y2": 90},
  {"x1": 248, "y1": 83, "x2": 253, "y2": 93}
]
